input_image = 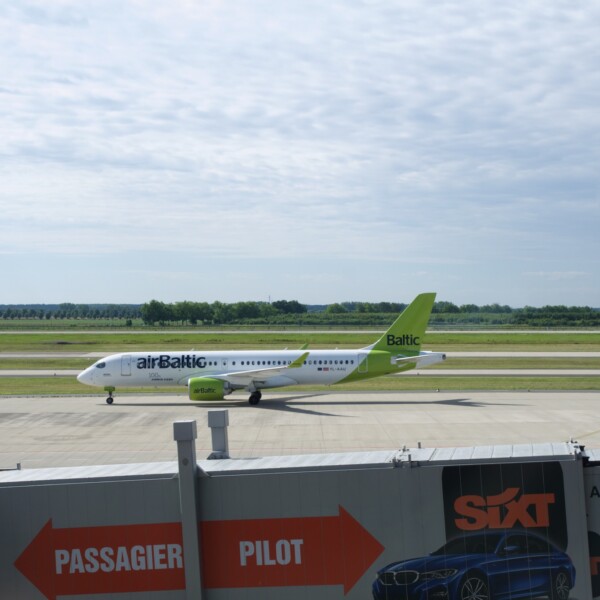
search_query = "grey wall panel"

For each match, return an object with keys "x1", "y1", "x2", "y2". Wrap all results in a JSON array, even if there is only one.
[
  {"x1": 0, "y1": 478, "x2": 185, "y2": 600},
  {"x1": 585, "y1": 466, "x2": 600, "y2": 598},
  {"x1": 197, "y1": 466, "x2": 449, "y2": 599}
]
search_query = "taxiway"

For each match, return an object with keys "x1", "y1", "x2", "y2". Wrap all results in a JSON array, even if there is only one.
[{"x1": 1, "y1": 390, "x2": 599, "y2": 470}]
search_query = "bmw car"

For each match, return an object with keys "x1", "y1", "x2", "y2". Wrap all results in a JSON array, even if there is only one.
[{"x1": 372, "y1": 531, "x2": 575, "y2": 600}]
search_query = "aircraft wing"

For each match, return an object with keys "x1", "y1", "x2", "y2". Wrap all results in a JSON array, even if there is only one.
[{"x1": 213, "y1": 352, "x2": 309, "y2": 386}]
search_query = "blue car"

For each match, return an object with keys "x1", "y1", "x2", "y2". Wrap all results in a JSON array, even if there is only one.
[{"x1": 372, "y1": 531, "x2": 575, "y2": 600}]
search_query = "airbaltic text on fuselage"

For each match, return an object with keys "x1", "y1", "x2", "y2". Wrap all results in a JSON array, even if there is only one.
[
  {"x1": 386, "y1": 334, "x2": 420, "y2": 346},
  {"x1": 136, "y1": 355, "x2": 207, "y2": 369}
]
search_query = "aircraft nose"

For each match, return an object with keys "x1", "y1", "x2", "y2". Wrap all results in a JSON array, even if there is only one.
[{"x1": 77, "y1": 368, "x2": 94, "y2": 386}]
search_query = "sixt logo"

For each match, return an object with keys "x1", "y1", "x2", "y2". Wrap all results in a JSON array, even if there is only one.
[
  {"x1": 137, "y1": 355, "x2": 206, "y2": 369},
  {"x1": 387, "y1": 334, "x2": 420, "y2": 346},
  {"x1": 454, "y1": 488, "x2": 555, "y2": 531}
]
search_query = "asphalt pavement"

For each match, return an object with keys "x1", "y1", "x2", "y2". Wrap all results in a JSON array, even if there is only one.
[{"x1": 1, "y1": 390, "x2": 599, "y2": 470}]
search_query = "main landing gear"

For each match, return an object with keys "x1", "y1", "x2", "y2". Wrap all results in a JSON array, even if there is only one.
[
  {"x1": 104, "y1": 387, "x2": 115, "y2": 405},
  {"x1": 248, "y1": 391, "x2": 262, "y2": 406}
]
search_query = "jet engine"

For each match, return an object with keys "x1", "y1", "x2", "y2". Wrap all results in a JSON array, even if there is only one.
[{"x1": 188, "y1": 377, "x2": 229, "y2": 401}]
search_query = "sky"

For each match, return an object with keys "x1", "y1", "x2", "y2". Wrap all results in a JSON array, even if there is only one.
[{"x1": 1, "y1": 1, "x2": 599, "y2": 307}]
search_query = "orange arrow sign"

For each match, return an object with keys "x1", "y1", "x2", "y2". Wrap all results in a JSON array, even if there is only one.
[
  {"x1": 200, "y1": 505, "x2": 385, "y2": 594},
  {"x1": 14, "y1": 520, "x2": 185, "y2": 600}
]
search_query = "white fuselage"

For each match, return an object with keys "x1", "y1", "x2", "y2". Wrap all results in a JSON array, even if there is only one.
[{"x1": 77, "y1": 349, "x2": 368, "y2": 390}]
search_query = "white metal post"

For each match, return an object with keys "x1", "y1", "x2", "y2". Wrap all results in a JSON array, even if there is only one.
[
  {"x1": 207, "y1": 409, "x2": 230, "y2": 459},
  {"x1": 173, "y1": 420, "x2": 203, "y2": 598}
]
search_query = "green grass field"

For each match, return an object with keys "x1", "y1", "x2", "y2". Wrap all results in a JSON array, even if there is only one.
[{"x1": 0, "y1": 331, "x2": 599, "y2": 352}]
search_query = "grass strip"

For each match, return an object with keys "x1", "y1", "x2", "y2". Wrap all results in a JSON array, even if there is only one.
[
  {"x1": 0, "y1": 359, "x2": 96, "y2": 369},
  {"x1": 0, "y1": 331, "x2": 599, "y2": 353},
  {"x1": 0, "y1": 376, "x2": 597, "y2": 397}
]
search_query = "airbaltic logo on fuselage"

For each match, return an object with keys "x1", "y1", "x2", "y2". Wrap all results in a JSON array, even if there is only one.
[
  {"x1": 386, "y1": 334, "x2": 420, "y2": 346},
  {"x1": 136, "y1": 355, "x2": 206, "y2": 369}
]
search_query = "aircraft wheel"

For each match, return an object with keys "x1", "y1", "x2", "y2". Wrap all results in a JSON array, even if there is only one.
[
  {"x1": 106, "y1": 396, "x2": 114, "y2": 405},
  {"x1": 249, "y1": 392, "x2": 261, "y2": 406}
]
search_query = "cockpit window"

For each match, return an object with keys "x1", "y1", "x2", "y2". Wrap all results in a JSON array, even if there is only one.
[{"x1": 95, "y1": 362, "x2": 106, "y2": 369}]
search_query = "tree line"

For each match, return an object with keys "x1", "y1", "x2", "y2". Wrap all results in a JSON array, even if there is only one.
[
  {"x1": 140, "y1": 299, "x2": 307, "y2": 325},
  {"x1": 1, "y1": 300, "x2": 598, "y2": 327},
  {"x1": 0, "y1": 304, "x2": 139, "y2": 321}
]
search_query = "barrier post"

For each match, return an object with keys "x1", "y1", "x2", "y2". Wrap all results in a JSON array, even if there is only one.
[
  {"x1": 207, "y1": 409, "x2": 230, "y2": 459},
  {"x1": 173, "y1": 420, "x2": 203, "y2": 598}
]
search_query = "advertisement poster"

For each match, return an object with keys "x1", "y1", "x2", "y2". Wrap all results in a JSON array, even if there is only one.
[
  {"x1": 584, "y1": 469, "x2": 600, "y2": 598},
  {"x1": 373, "y1": 462, "x2": 575, "y2": 600}
]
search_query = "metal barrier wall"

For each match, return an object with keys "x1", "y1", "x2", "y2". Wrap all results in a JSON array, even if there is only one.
[{"x1": 0, "y1": 412, "x2": 595, "y2": 599}]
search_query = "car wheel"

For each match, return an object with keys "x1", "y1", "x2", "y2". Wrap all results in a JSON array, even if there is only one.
[
  {"x1": 550, "y1": 571, "x2": 570, "y2": 600},
  {"x1": 459, "y1": 574, "x2": 490, "y2": 600}
]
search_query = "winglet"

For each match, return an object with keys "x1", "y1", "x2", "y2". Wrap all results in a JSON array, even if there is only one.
[{"x1": 289, "y1": 351, "x2": 309, "y2": 368}]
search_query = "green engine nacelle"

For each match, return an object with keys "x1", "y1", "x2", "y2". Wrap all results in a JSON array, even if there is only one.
[{"x1": 188, "y1": 377, "x2": 226, "y2": 401}]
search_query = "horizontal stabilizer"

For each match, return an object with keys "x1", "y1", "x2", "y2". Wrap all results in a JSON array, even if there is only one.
[{"x1": 392, "y1": 352, "x2": 446, "y2": 368}]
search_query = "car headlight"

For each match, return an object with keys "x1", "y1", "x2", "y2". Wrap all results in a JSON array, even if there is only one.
[{"x1": 420, "y1": 568, "x2": 458, "y2": 581}]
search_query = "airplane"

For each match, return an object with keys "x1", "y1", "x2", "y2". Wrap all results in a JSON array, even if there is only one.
[{"x1": 77, "y1": 293, "x2": 446, "y2": 406}]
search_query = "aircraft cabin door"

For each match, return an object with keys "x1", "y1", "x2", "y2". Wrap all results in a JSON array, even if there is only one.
[
  {"x1": 121, "y1": 355, "x2": 131, "y2": 376},
  {"x1": 222, "y1": 359, "x2": 228, "y2": 369},
  {"x1": 358, "y1": 353, "x2": 368, "y2": 373}
]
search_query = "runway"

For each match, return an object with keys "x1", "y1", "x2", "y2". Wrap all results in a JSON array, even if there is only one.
[
  {"x1": 4, "y1": 351, "x2": 600, "y2": 358},
  {"x1": 1, "y1": 390, "x2": 599, "y2": 470},
  {"x1": 2, "y1": 369, "x2": 600, "y2": 377},
  {"x1": 4, "y1": 370, "x2": 600, "y2": 380}
]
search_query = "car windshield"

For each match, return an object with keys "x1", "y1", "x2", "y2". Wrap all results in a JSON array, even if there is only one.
[{"x1": 431, "y1": 533, "x2": 503, "y2": 556}]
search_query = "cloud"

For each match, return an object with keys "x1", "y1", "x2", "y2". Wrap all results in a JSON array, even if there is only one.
[
  {"x1": 0, "y1": 0, "x2": 598, "y2": 303},
  {"x1": 524, "y1": 271, "x2": 588, "y2": 282}
]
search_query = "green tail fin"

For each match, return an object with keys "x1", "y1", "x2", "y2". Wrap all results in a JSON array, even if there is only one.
[{"x1": 367, "y1": 293, "x2": 436, "y2": 355}]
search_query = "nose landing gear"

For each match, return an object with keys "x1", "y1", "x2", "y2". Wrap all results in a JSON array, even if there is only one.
[{"x1": 104, "y1": 387, "x2": 115, "y2": 405}]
